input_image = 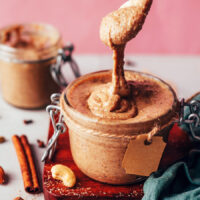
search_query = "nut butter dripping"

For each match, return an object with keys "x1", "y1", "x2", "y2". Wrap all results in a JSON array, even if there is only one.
[
  {"x1": 112, "y1": 45, "x2": 130, "y2": 98},
  {"x1": 88, "y1": 44, "x2": 137, "y2": 119},
  {"x1": 88, "y1": 0, "x2": 152, "y2": 120}
]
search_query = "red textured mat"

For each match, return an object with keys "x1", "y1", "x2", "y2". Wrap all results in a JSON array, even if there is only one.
[{"x1": 43, "y1": 120, "x2": 191, "y2": 200}]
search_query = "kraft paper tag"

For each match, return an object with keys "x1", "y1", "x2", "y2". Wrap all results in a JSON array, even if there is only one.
[{"x1": 122, "y1": 134, "x2": 166, "y2": 177}]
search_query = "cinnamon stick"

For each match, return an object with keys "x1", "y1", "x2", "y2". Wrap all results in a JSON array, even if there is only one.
[
  {"x1": 20, "y1": 135, "x2": 40, "y2": 192},
  {"x1": 12, "y1": 135, "x2": 40, "y2": 193}
]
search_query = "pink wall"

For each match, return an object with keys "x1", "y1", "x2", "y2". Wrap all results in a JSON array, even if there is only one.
[{"x1": 0, "y1": 0, "x2": 200, "y2": 54}]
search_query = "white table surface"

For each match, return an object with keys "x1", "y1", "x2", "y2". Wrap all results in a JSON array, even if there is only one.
[{"x1": 0, "y1": 55, "x2": 199, "y2": 199}]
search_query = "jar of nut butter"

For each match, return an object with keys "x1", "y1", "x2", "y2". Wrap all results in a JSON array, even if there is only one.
[
  {"x1": 0, "y1": 23, "x2": 78, "y2": 109},
  {"x1": 60, "y1": 70, "x2": 178, "y2": 184}
]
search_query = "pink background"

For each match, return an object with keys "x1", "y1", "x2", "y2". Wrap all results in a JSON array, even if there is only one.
[{"x1": 0, "y1": 0, "x2": 200, "y2": 54}]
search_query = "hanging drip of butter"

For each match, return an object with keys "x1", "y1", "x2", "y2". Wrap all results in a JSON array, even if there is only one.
[{"x1": 88, "y1": 0, "x2": 152, "y2": 119}]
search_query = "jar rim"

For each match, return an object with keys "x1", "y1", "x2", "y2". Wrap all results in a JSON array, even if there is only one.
[
  {"x1": 61, "y1": 70, "x2": 179, "y2": 137},
  {"x1": 0, "y1": 23, "x2": 62, "y2": 63}
]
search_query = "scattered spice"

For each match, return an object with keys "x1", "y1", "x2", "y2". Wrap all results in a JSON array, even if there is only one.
[
  {"x1": 125, "y1": 59, "x2": 136, "y2": 67},
  {"x1": 0, "y1": 136, "x2": 5, "y2": 143},
  {"x1": 13, "y1": 197, "x2": 24, "y2": 200},
  {"x1": 23, "y1": 119, "x2": 33, "y2": 125},
  {"x1": 0, "y1": 166, "x2": 5, "y2": 184},
  {"x1": 37, "y1": 139, "x2": 45, "y2": 148}
]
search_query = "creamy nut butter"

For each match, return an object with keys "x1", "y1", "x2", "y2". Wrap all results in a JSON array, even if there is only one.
[
  {"x1": 58, "y1": 0, "x2": 178, "y2": 184},
  {"x1": 66, "y1": 71, "x2": 176, "y2": 124},
  {"x1": 0, "y1": 23, "x2": 61, "y2": 109}
]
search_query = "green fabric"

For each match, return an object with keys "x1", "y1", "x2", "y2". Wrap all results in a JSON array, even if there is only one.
[{"x1": 142, "y1": 94, "x2": 200, "y2": 200}]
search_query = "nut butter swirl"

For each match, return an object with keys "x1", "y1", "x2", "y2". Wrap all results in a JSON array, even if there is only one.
[{"x1": 88, "y1": 0, "x2": 152, "y2": 119}]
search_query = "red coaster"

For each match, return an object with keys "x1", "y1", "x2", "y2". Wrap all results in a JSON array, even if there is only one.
[{"x1": 43, "y1": 120, "x2": 191, "y2": 200}]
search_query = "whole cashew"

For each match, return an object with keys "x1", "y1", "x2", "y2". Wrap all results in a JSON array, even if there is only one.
[{"x1": 51, "y1": 164, "x2": 76, "y2": 187}]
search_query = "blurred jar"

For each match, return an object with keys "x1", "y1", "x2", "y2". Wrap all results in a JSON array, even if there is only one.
[{"x1": 0, "y1": 23, "x2": 62, "y2": 109}]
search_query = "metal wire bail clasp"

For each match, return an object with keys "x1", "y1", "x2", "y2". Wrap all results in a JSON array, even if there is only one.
[
  {"x1": 51, "y1": 43, "x2": 81, "y2": 88},
  {"x1": 178, "y1": 98, "x2": 200, "y2": 141},
  {"x1": 41, "y1": 93, "x2": 66, "y2": 162}
]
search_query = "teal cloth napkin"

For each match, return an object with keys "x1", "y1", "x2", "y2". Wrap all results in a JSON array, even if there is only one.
[{"x1": 142, "y1": 94, "x2": 200, "y2": 200}]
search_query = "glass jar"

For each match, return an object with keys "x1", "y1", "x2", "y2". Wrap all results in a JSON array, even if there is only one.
[
  {"x1": 59, "y1": 70, "x2": 178, "y2": 184},
  {"x1": 0, "y1": 23, "x2": 68, "y2": 109}
]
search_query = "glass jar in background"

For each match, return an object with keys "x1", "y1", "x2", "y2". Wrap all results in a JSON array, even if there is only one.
[{"x1": 0, "y1": 23, "x2": 78, "y2": 109}]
